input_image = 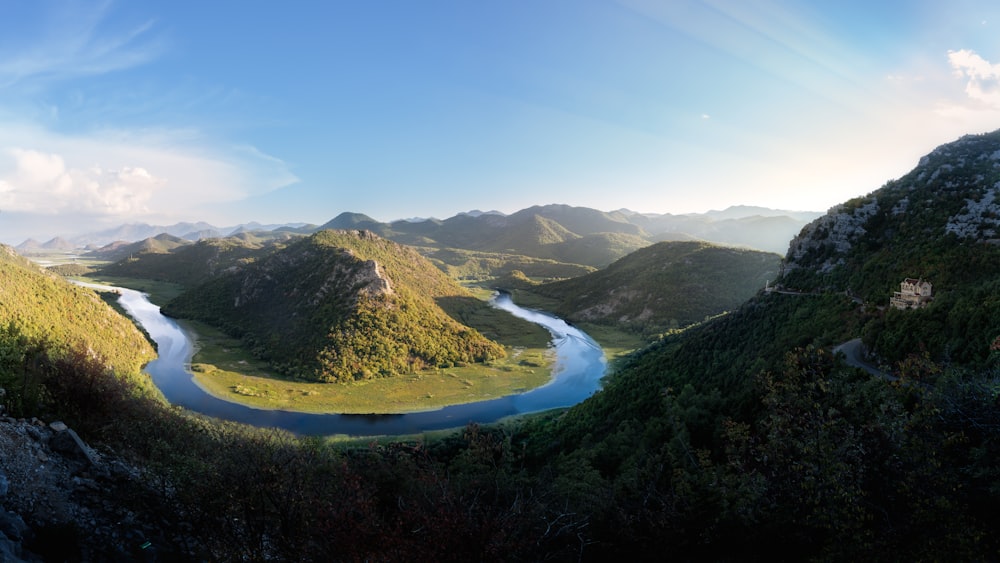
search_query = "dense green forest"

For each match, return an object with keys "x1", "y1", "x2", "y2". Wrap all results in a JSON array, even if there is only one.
[
  {"x1": 3, "y1": 243, "x2": 997, "y2": 560},
  {"x1": 0, "y1": 244, "x2": 155, "y2": 383}
]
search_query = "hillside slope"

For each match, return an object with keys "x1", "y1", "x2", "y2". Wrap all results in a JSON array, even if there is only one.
[
  {"x1": 782, "y1": 130, "x2": 1000, "y2": 366},
  {"x1": 0, "y1": 245, "x2": 155, "y2": 377},
  {"x1": 529, "y1": 241, "x2": 781, "y2": 334},
  {"x1": 162, "y1": 230, "x2": 505, "y2": 382},
  {"x1": 515, "y1": 131, "x2": 1000, "y2": 559},
  {"x1": 96, "y1": 233, "x2": 297, "y2": 287}
]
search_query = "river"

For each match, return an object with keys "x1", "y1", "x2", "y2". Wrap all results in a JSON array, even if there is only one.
[{"x1": 80, "y1": 283, "x2": 607, "y2": 436}]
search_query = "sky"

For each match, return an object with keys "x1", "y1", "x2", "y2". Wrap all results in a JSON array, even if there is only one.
[{"x1": 3, "y1": 0, "x2": 1000, "y2": 243}]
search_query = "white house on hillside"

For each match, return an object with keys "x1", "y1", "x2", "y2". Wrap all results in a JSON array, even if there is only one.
[{"x1": 890, "y1": 278, "x2": 932, "y2": 310}]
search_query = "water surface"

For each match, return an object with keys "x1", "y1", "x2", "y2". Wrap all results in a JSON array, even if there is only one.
[{"x1": 82, "y1": 283, "x2": 606, "y2": 436}]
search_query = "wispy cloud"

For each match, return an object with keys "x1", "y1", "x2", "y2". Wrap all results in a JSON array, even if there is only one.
[
  {"x1": 0, "y1": 1, "x2": 164, "y2": 88},
  {"x1": 948, "y1": 49, "x2": 1000, "y2": 107}
]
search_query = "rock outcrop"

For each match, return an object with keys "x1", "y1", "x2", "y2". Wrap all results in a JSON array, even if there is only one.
[{"x1": 0, "y1": 398, "x2": 202, "y2": 560}]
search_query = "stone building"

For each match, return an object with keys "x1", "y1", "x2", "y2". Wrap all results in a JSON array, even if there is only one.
[{"x1": 890, "y1": 278, "x2": 932, "y2": 309}]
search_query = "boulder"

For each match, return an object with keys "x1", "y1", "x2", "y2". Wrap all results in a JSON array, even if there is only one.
[{"x1": 49, "y1": 428, "x2": 100, "y2": 466}]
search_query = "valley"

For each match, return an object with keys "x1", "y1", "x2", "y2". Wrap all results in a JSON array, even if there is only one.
[{"x1": 2, "y1": 162, "x2": 1000, "y2": 559}]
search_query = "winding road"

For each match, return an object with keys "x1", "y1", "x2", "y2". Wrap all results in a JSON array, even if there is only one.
[{"x1": 833, "y1": 338, "x2": 896, "y2": 381}]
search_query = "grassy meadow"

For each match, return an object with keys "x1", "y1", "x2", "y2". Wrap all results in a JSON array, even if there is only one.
[{"x1": 184, "y1": 319, "x2": 554, "y2": 413}]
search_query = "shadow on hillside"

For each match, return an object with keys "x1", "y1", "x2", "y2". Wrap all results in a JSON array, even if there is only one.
[
  {"x1": 435, "y1": 295, "x2": 488, "y2": 326},
  {"x1": 436, "y1": 295, "x2": 553, "y2": 349}
]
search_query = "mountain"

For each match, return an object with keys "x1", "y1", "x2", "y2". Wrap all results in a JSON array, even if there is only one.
[
  {"x1": 67, "y1": 221, "x2": 312, "y2": 248},
  {"x1": 516, "y1": 130, "x2": 1000, "y2": 560},
  {"x1": 527, "y1": 241, "x2": 781, "y2": 335},
  {"x1": 162, "y1": 230, "x2": 505, "y2": 382},
  {"x1": 14, "y1": 236, "x2": 74, "y2": 253},
  {"x1": 21, "y1": 204, "x2": 814, "y2": 269},
  {"x1": 701, "y1": 204, "x2": 822, "y2": 222},
  {"x1": 69, "y1": 221, "x2": 218, "y2": 248},
  {"x1": 320, "y1": 203, "x2": 818, "y2": 267},
  {"x1": 3, "y1": 132, "x2": 999, "y2": 560},
  {"x1": 13, "y1": 238, "x2": 42, "y2": 253},
  {"x1": 318, "y1": 212, "x2": 387, "y2": 232},
  {"x1": 86, "y1": 233, "x2": 192, "y2": 263},
  {"x1": 0, "y1": 244, "x2": 155, "y2": 377},
  {"x1": 96, "y1": 234, "x2": 293, "y2": 287},
  {"x1": 779, "y1": 130, "x2": 1000, "y2": 366}
]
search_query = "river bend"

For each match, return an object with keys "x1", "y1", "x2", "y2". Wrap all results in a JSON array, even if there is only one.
[{"x1": 81, "y1": 283, "x2": 607, "y2": 436}]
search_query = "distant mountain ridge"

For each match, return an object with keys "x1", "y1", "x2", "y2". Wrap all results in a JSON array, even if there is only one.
[
  {"x1": 23, "y1": 205, "x2": 820, "y2": 259},
  {"x1": 16, "y1": 221, "x2": 314, "y2": 251},
  {"x1": 315, "y1": 204, "x2": 818, "y2": 267}
]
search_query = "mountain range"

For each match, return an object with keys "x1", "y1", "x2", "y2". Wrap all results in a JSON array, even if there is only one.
[{"x1": 15, "y1": 204, "x2": 820, "y2": 259}]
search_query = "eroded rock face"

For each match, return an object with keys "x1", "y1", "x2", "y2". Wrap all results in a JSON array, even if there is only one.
[
  {"x1": 233, "y1": 231, "x2": 395, "y2": 310},
  {"x1": 785, "y1": 198, "x2": 879, "y2": 274},
  {"x1": 784, "y1": 131, "x2": 1000, "y2": 278}
]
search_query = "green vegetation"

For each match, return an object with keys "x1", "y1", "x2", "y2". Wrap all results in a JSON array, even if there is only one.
[
  {"x1": 163, "y1": 230, "x2": 507, "y2": 382},
  {"x1": 0, "y1": 245, "x2": 155, "y2": 380},
  {"x1": 46, "y1": 263, "x2": 94, "y2": 276},
  {"x1": 84, "y1": 275, "x2": 187, "y2": 304},
  {"x1": 97, "y1": 234, "x2": 292, "y2": 287},
  {"x1": 783, "y1": 130, "x2": 1000, "y2": 369},
  {"x1": 184, "y1": 318, "x2": 552, "y2": 413},
  {"x1": 421, "y1": 246, "x2": 595, "y2": 282},
  {"x1": 2, "y1": 133, "x2": 999, "y2": 559},
  {"x1": 519, "y1": 241, "x2": 781, "y2": 337}
]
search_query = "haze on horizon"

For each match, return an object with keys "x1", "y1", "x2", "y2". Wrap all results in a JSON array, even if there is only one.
[{"x1": 2, "y1": 0, "x2": 1000, "y2": 244}]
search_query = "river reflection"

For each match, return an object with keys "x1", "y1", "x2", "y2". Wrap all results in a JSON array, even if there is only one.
[{"x1": 79, "y1": 283, "x2": 607, "y2": 436}]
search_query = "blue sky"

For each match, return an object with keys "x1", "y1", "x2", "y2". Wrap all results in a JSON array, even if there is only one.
[{"x1": 3, "y1": 0, "x2": 1000, "y2": 242}]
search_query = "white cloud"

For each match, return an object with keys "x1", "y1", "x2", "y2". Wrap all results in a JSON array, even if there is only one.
[
  {"x1": 948, "y1": 49, "x2": 1000, "y2": 107},
  {"x1": 0, "y1": 123, "x2": 298, "y2": 224},
  {"x1": 0, "y1": 147, "x2": 161, "y2": 215}
]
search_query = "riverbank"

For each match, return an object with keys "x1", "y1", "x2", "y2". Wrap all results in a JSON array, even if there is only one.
[
  {"x1": 183, "y1": 318, "x2": 555, "y2": 414},
  {"x1": 79, "y1": 283, "x2": 606, "y2": 436}
]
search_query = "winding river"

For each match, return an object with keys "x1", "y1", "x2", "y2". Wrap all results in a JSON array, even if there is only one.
[{"x1": 81, "y1": 283, "x2": 607, "y2": 436}]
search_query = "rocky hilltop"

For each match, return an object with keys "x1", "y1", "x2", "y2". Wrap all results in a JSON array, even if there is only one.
[
  {"x1": 786, "y1": 131, "x2": 1000, "y2": 285},
  {"x1": 779, "y1": 131, "x2": 1000, "y2": 366}
]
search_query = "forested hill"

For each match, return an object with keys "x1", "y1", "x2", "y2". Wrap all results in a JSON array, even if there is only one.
[
  {"x1": 781, "y1": 130, "x2": 1000, "y2": 366},
  {"x1": 513, "y1": 131, "x2": 1000, "y2": 559},
  {"x1": 0, "y1": 244, "x2": 155, "y2": 377},
  {"x1": 162, "y1": 230, "x2": 505, "y2": 382},
  {"x1": 526, "y1": 241, "x2": 781, "y2": 335}
]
